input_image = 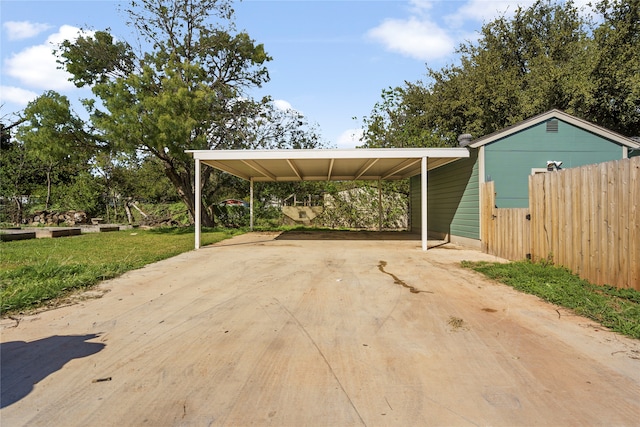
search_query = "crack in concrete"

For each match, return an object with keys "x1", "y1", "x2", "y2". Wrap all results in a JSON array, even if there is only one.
[
  {"x1": 274, "y1": 298, "x2": 367, "y2": 426},
  {"x1": 378, "y1": 261, "x2": 432, "y2": 294}
]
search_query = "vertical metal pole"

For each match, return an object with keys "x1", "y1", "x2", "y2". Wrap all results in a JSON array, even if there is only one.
[
  {"x1": 250, "y1": 178, "x2": 254, "y2": 231},
  {"x1": 478, "y1": 146, "x2": 485, "y2": 244},
  {"x1": 421, "y1": 157, "x2": 427, "y2": 251},
  {"x1": 378, "y1": 179, "x2": 383, "y2": 231},
  {"x1": 195, "y1": 157, "x2": 201, "y2": 250}
]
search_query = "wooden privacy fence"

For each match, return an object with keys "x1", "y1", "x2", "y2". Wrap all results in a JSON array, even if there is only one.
[{"x1": 481, "y1": 156, "x2": 640, "y2": 290}]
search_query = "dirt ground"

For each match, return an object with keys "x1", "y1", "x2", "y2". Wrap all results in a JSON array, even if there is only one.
[{"x1": 1, "y1": 231, "x2": 639, "y2": 426}]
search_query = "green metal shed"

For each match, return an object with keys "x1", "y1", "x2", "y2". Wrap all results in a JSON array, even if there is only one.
[{"x1": 410, "y1": 110, "x2": 640, "y2": 248}]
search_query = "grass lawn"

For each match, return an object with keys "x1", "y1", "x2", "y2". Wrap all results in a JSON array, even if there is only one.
[
  {"x1": 0, "y1": 227, "x2": 243, "y2": 314},
  {"x1": 462, "y1": 260, "x2": 640, "y2": 340}
]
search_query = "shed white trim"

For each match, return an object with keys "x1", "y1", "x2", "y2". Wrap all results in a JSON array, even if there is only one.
[{"x1": 188, "y1": 148, "x2": 470, "y2": 250}]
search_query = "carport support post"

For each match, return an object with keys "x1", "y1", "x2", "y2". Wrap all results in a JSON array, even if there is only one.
[
  {"x1": 250, "y1": 178, "x2": 254, "y2": 231},
  {"x1": 378, "y1": 179, "x2": 382, "y2": 231},
  {"x1": 195, "y1": 158, "x2": 201, "y2": 250},
  {"x1": 421, "y1": 156, "x2": 427, "y2": 251}
]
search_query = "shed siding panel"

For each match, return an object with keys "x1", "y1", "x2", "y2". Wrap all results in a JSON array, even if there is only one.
[
  {"x1": 411, "y1": 152, "x2": 479, "y2": 240},
  {"x1": 485, "y1": 119, "x2": 624, "y2": 208}
]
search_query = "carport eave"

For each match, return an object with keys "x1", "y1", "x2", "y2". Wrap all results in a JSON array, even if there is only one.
[{"x1": 186, "y1": 147, "x2": 469, "y2": 161}]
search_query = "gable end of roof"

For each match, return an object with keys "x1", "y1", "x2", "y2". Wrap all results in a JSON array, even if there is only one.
[{"x1": 467, "y1": 110, "x2": 640, "y2": 149}]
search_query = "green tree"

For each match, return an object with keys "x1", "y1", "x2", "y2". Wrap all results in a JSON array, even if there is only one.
[
  {"x1": 359, "y1": 84, "x2": 448, "y2": 148},
  {"x1": 243, "y1": 102, "x2": 329, "y2": 150},
  {"x1": 589, "y1": 0, "x2": 640, "y2": 135},
  {"x1": 51, "y1": 170, "x2": 104, "y2": 216},
  {"x1": 58, "y1": 0, "x2": 272, "y2": 226},
  {"x1": 1, "y1": 112, "x2": 33, "y2": 222},
  {"x1": 0, "y1": 136, "x2": 42, "y2": 224},
  {"x1": 0, "y1": 110, "x2": 26, "y2": 150},
  {"x1": 106, "y1": 155, "x2": 180, "y2": 223},
  {"x1": 16, "y1": 91, "x2": 93, "y2": 210},
  {"x1": 127, "y1": 156, "x2": 179, "y2": 204}
]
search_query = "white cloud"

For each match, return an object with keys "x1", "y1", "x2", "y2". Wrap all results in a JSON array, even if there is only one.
[
  {"x1": 367, "y1": 17, "x2": 455, "y2": 61},
  {"x1": 408, "y1": 0, "x2": 434, "y2": 15},
  {"x1": 0, "y1": 86, "x2": 39, "y2": 106},
  {"x1": 446, "y1": 1, "x2": 534, "y2": 28},
  {"x1": 336, "y1": 128, "x2": 364, "y2": 149},
  {"x1": 48, "y1": 25, "x2": 94, "y2": 45},
  {"x1": 273, "y1": 99, "x2": 293, "y2": 111},
  {"x1": 4, "y1": 25, "x2": 94, "y2": 91},
  {"x1": 3, "y1": 21, "x2": 53, "y2": 40}
]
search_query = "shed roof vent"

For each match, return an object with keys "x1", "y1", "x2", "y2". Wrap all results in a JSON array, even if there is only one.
[
  {"x1": 546, "y1": 119, "x2": 559, "y2": 133},
  {"x1": 457, "y1": 133, "x2": 473, "y2": 147}
]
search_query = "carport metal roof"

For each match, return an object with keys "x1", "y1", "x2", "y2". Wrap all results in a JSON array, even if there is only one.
[{"x1": 187, "y1": 148, "x2": 470, "y2": 250}]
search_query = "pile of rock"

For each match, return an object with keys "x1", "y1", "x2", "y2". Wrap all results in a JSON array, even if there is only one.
[
  {"x1": 139, "y1": 215, "x2": 181, "y2": 227},
  {"x1": 23, "y1": 210, "x2": 89, "y2": 226}
]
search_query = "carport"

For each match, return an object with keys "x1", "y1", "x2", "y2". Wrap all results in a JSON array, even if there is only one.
[{"x1": 187, "y1": 148, "x2": 469, "y2": 250}]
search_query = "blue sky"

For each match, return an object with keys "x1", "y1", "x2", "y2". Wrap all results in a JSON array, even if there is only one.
[{"x1": 1, "y1": 0, "x2": 593, "y2": 148}]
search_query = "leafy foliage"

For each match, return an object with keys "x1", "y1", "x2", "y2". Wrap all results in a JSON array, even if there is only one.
[
  {"x1": 213, "y1": 204, "x2": 249, "y2": 228},
  {"x1": 0, "y1": 134, "x2": 42, "y2": 223},
  {"x1": 319, "y1": 181, "x2": 409, "y2": 229},
  {"x1": 16, "y1": 91, "x2": 94, "y2": 210},
  {"x1": 360, "y1": 84, "x2": 450, "y2": 148},
  {"x1": 49, "y1": 171, "x2": 104, "y2": 216},
  {"x1": 589, "y1": 0, "x2": 640, "y2": 135}
]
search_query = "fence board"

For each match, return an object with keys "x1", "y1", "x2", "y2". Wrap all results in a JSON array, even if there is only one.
[
  {"x1": 560, "y1": 170, "x2": 568, "y2": 267},
  {"x1": 598, "y1": 162, "x2": 608, "y2": 285},
  {"x1": 549, "y1": 172, "x2": 558, "y2": 263},
  {"x1": 579, "y1": 166, "x2": 592, "y2": 279},
  {"x1": 619, "y1": 159, "x2": 630, "y2": 288},
  {"x1": 481, "y1": 181, "x2": 495, "y2": 255},
  {"x1": 530, "y1": 173, "x2": 546, "y2": 260},
  {"x1": 543, "y1": 171, "x2": 553, "y2": 260},
  {"x1": 569, "y1": 169, "x2": 585, "y2": 275},
  {"x1": 607, "y1": 161, "x2": 618, "y2": 286},
  {"x1": 630, "y1": 158, "x2": 640, "y2": 287},
  {"x1": 590, "y1": 164, "x2": 600, "y2": 281}
]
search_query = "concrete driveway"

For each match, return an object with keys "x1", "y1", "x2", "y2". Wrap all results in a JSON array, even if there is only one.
[{"x1": 1, "y1": 231, "x2": 639, "y2": 426}]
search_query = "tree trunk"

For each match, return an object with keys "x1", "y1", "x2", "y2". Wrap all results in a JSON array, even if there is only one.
[
  {"x1": 12, "y1": 196, "x2": 23, "y2": 225},
  {"x1": 112, "y1": 193, "x2": 119, "y2": 223},
  {"x1": 162, "y1": 159, "x2": 216, "y2": 227},
  {"x1": 45, "y1": 168, "x2": 52, "y2": 210},
  {"x1": 124, "y1": 201, "x2": 133, "y2": 224},
  {"x1": 131, "y1": 202, "x2": 148, "y2": 218}
]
